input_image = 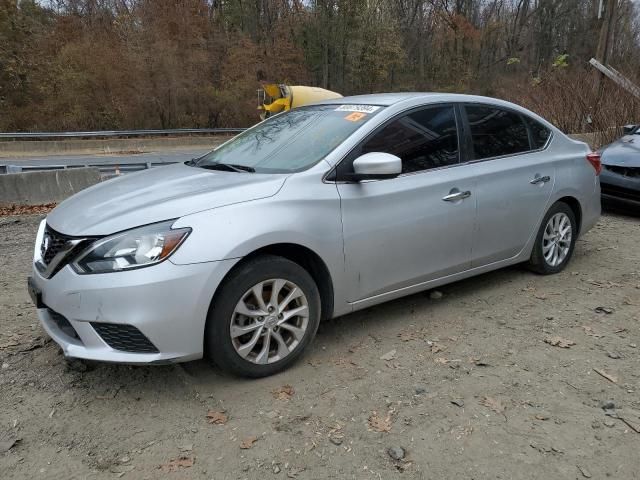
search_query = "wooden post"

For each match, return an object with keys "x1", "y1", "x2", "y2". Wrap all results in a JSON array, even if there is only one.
[
  {"x1": 589, "y1": 58, "x2": 640, "y2": 99},
  {"x1": 593, "y1": 0, "x2": 617, "y2": 92}
]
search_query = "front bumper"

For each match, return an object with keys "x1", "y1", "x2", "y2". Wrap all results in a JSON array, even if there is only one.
[
  {"x1": 30, "y1": 255, "x2": 238, "y2": 364},
  {"x1": 600, "y1": 168, "x2": 640, "y2": 208}
]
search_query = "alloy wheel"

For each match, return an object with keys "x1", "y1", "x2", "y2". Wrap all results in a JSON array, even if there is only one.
[
  {"x1": 230, "y1": 278, "x2": 309, "y2": 364},
  {"x1": 542, "y1": 212, "x2": 572, "y2": 267}
]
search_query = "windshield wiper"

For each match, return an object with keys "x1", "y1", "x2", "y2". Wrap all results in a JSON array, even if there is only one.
[{"x1": 196, "y1": 162, "x2": 255, "y2": 173}]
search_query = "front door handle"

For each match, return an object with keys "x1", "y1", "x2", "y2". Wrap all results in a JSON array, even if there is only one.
[
  {"x1": 530, "y1": 175, "x2": 551, "y2": 185},
  {"x1": 442, "y1": 190, "x2": 471, "y2": 202}
]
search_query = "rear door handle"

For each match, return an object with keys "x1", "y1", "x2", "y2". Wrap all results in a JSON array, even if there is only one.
[
  {"x1": 442, "y1": 190, "x2": 471, "y2": 202},
  {"x1": 530, "y1": 175, "x2": 551, "y2": 185}
]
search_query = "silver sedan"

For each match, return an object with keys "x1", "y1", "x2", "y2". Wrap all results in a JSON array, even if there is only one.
[{"x1": 29, "y1": 93, "x2": 601, "y2": 377}]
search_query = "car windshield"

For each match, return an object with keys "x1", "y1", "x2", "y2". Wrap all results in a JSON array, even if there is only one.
[{"x1": 193, "y1": 104, "x2": 383, "y2": 173}]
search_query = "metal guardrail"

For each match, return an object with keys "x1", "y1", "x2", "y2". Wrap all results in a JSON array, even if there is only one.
[
  {"x1": 0, "y1": 128, "x2": 246, "y2": 140},
  {"x1": 1, "y1": 161, "x2": 179, "y2": 177}
]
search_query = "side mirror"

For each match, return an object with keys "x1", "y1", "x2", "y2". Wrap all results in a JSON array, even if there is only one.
[
  {"x1": 347, "y1": 152, "x2": 402, "y2": 182},
  {"x1": 623, "y1": 124, "x2": 637, "y2": 135}
]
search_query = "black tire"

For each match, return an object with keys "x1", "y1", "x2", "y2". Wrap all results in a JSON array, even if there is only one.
[
  {"x1": 205, "y1": 255, "x2": 321, "y2": 378},
  {"x1": 528, "y1": 201, "x2": 577, "y2": 275}
]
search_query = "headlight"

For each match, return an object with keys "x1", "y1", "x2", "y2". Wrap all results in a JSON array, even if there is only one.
[{"x1": 72, "y1": 221, "x2": 191, "y2": 274}]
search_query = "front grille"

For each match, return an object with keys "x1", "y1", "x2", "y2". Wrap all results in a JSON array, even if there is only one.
[
  {"x1": 91, "y1": 323, "x2": 159, "y2": 353},
  {"x1": 48, "y1": 309, "x2": 81, "y2": 341},
  {"x1": 601, "y1": 183, "x2": 640, "y2": 202},
  {"x1": 38, "y1": 225, "x2": 93, "y2": 278},
  {"x1": 604, "y1": 165, "x2": 640, "y2": 178},
  {"x1": 41, "y1": 226, "x2": 71, "y2": 265}
]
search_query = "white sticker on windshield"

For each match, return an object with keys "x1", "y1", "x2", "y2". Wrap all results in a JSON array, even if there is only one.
[{"x1": 335, "y1": 105, "x2": 381, "y2": 113}]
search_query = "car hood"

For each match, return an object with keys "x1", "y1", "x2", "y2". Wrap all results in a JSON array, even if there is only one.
[
  {"x1": 601, "y1": 135, "x2": 640, "y2": 167},
  {"x1": 47, "y1": 163, "x2": 287, "y2": 236}
]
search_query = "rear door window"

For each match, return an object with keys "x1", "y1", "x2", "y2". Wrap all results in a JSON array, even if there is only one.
[{"x1": 464, "y1": 105, "x2": 530, "y2": 159}]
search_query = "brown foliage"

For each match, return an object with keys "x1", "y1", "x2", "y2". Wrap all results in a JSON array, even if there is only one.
[
  {"x1": 1, "y1": 1, "x2": 639, "y2": 135},
  {"x1": 504, "y1": 67, "x2": 640, "y2": 147},
  {"x1": 0, "y1": 204, "x2": 56, "y2": 217}
]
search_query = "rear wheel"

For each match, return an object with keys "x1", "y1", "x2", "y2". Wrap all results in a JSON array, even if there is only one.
[
  {"x1": 528, "y1": 202, "x2": 577, "y2": 274},
  {"x1": 205, "y1": 255, "x2": 321, "y2": 378}
]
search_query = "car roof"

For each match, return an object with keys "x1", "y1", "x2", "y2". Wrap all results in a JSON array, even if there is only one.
[
  {"x1": 314, "y1": 92, "x2": 564, "y2": 135},
  {"x1": 317, "y1": 92, "x2": 443, "y2": 106},
  {"x1": 314, "y1": 92, "x2": 566, "y2": 140},
  {"x1": 316, "y1": 92, "x2": 525, "y2": 107}
]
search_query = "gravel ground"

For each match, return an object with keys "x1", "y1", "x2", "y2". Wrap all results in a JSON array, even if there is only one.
[{"x1": 1, "y1": 212, "x2": 639, "y2": 479}]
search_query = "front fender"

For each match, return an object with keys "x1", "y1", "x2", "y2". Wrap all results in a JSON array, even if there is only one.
[
  {"x1": 169, "y1": 177, "x2": 350, "y2": 316},
  {"x1": 171, "y1": 198, "x2": 342, "y2": 264}
]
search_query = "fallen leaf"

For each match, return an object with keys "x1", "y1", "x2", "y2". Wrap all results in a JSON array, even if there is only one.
[
  {"x1": 287, "y1": 466, "x2": 306, "y2": 478},
  {"x1": 331, "y1": 357, "x2": 358, "y2": 367},
  {"x1": 429, "y1": 290, "x2": 443, "y2": 299},
  {"x1": 398, "y1": 332, "x2": 415, "y2": 342},
  {"x1": 581, "y1": 326, "x2": 604, "y2": 338},
  {"x1": 577, "y1": 465, "x2": 592, "y2": 478},
  {"x1": 530, "y1": 442, "x2": 563, "y2": 455},
  {"x1": 594, "y1": 306, "x2": 614, "y2": 314},
  {"x1": 379, "y1": 349, "x2": 397, "y2": 361},
  {"x1": 272, "y1": 385, "x2": 295, "y2": 400},
  {"x1": 470, "y1": 357, "x2": 490, "y2": 367},
  {"x1": 109, "y1": 465, "x2": 135, "y2": 475},
  {"x1": 239, "y1": 436, "x2": 258, "y2": 449},
  {"x1": 480, "y1": 396, "x2": 506, "y2": 414},
  {"x1": 593, "y1": 368, "x2": 618, "y2": 383},
  {"x1": 206, "y1": 410, "x2": 228, "y2": 425},
  {"x1": 544, "y1": 336, "x2": 575, "y2": 348},
  {"x1": 397, "y1": 330, "x2": 423, "y2": 342},
  {"x1": 159, "y1": 455, "x2": 194, "y2": 472},
  {"x1": 368, "y1": 411, "x2": 393, "y2": 432}
]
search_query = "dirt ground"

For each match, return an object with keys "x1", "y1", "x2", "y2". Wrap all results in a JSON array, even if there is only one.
[{"x1": 1, "y1": 212, "x2": 639, "y2": 480}]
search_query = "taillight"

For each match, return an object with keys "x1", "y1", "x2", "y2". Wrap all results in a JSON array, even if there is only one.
[{"x1": 586, "y1": 152, "x2": 602, "y2": 175}]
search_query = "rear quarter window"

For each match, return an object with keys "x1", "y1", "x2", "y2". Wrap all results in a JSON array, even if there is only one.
[{"x1": 525, "y1": 117, "x2": 552, "y2": 149}]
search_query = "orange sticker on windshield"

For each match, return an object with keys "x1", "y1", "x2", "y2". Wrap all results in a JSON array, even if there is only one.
[{"x1": 344, "y1": 112, "x2": 367, "y2": 122}]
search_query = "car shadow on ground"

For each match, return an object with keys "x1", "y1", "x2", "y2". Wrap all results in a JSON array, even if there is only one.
[{"x1": 602, "y1": 202, "x2": 640, "y2": 218}]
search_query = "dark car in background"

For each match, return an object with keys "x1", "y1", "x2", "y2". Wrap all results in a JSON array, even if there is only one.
[{"x1": 600, "y1": 125, "x2": 640, "y2": 209}]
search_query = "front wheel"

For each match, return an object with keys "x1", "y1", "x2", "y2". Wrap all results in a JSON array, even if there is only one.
[
  {"x1": 205, "y1": 255, "x2": 321, "y2": 378},
  {"x1": 528, "y1": 202, "x2": 577, "y2": 275}
]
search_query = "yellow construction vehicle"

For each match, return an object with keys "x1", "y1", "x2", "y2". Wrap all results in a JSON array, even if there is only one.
[{"x1": 258, "y1": 84, "x2": 342, "y2": 120}]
